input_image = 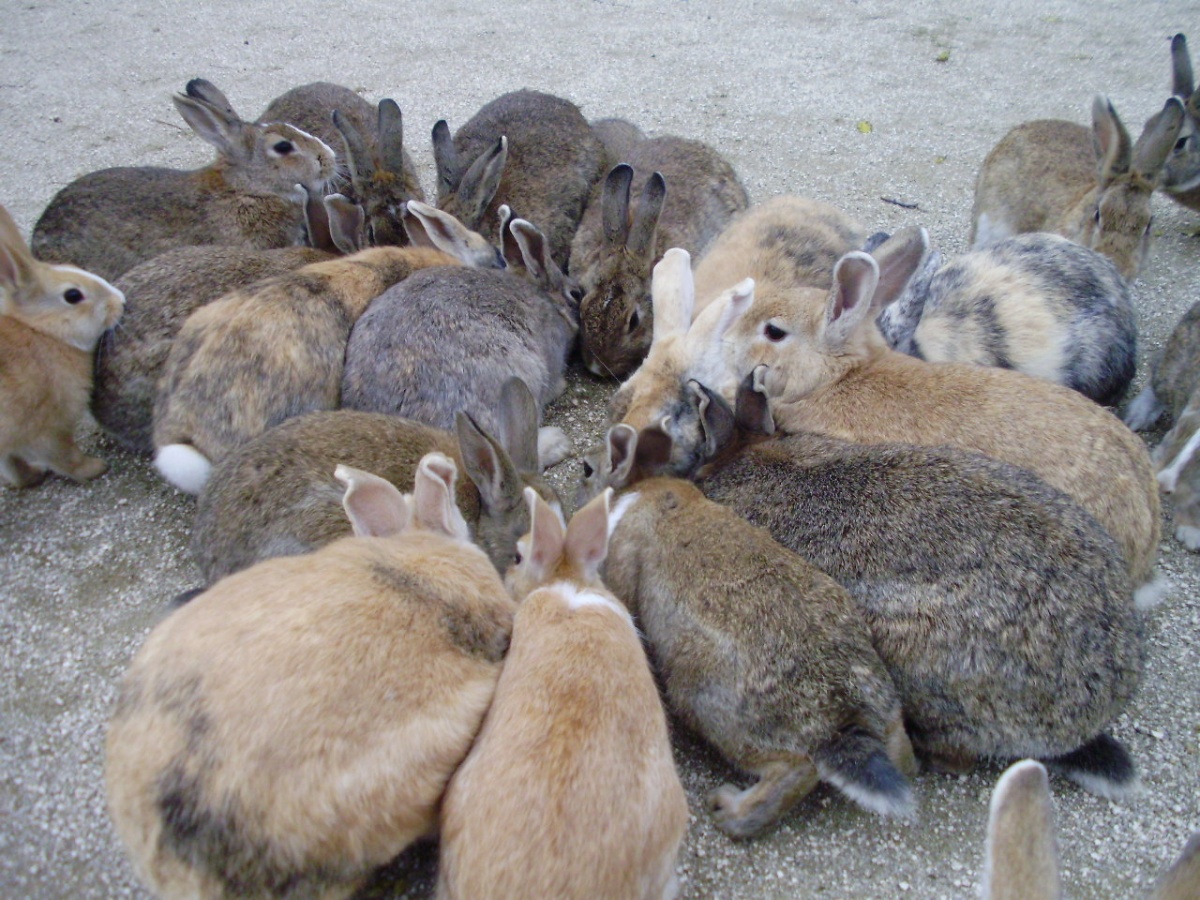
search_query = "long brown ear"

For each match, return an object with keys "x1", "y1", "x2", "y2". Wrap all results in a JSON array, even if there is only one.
[
  {"x1": 377, "y1": 99, "x2": 408, "y2": 177},
  {"x1": 602, "y1": 164, "x2": 634, "y2": 247},
  {"x1": 627, "y1": 171, "x2": 666, "y2": 263},
  {"x1": 335, "y1": 464, "x2": 412, "y2": 538},
  {"x1": 334, "y1": 107, "x2": 374, "y2": 197},
  {"x1": 688, "y1": 380, "x2": 737, "y2": 460},
  {"x1": 456, "y1": 410, "x2": 523, "y2": 515},
  {"x1": 0, "y1": 203, "x2": 36, "y2": 293},
  {"x1": 633, "y1": 423, "x2": 673, "y2": 474},
  {"x1": 496, "y1": 377, "x2": 540, "y2": 475},
  {"x1": 1132, "y1": 96, "x2": 1186, "y2": 182},
  {"x1": 324, "y1": 193, "x2": 365, "y2": 254},
  {"x1": 455, "y1": 136, "x2": 508, "y2": 226},
  {"x1": 1092, "y1": 95, "x2": 1133, "y2": 185},
  {"x1": 173, "y1": 91, "x2": 249, "y2": 163},
  {"x1": 870, "y1": 226, "x2": 928, "y2": 310},
  {"x1": 1172, "y1": 34, "x2": 1195, "y2": 99},
  {"x1": 432, "y1": 119, "x2": 460, "y2": 197},
  {"x1": 982, "y1": 760, "x2": 1061, "y2": 900},
  {"x1": 564, "y1": 488, "x2": 612, "y2": 583},
  {"x1": 1153, "y1": 831, "x2": 1200, "y2": 900},
  {"x1": 184, "y1": 78, "x2": 238, "y2": 118}
]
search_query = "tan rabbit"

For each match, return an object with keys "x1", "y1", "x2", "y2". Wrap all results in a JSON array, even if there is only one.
[
  {"x1": 969, "y1": 95, "x2": 1184, "y2": 280},
  {"x1": 106, "y1": 453, "x2": 516, "y2": 900},
  {"x1": 0, "y1": 202, "x2": 124, "y2": 486},
  {"x1": 32, "y1": 78, "x2": 337, "y2": 282},
  {"x1": 437, "y1": 487, "x2": 689, "y2": 900},
  {"x1": 152, "y1": 243, "x2": 470, "y2": 494},
  {"x1": 982, "y1": 759, "x2": 1200, "y2": 900},
  {"x1": 579, "y1": 423, "x2": 917, "y2": 837},
  {"x1": 707, "y1": 244, "x2": 1162, "y2": 593}
]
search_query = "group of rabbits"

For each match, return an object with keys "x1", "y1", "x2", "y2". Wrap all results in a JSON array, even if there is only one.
[{"x1": 2, "y1": 26, "x2": 1200, "y2": 900}]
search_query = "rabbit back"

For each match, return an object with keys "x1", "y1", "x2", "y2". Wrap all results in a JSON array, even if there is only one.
[
  {"x1": 340, "y1": 266, "x2": 574, "y2": 433},
  {"x1": 908, "y1": 233, "x2": 1136, "y2": 405},
  {"x1": 96, "y1": 245, "x2": 328, "y2": 455},
  {"x1": 106, "y1": 531, "x2": 514, "y2": 900}
]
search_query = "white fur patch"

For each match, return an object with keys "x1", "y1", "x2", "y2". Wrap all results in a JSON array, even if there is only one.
[
  {"x1": 154, "y1": 444, "x2": 213, "y2": 495},
  {"x1": 537, "y1": 426, "x2": 571, "y2": 471},
  {"x1": 972, "y1": 212, "x2": 1012, "y2": 248},
  {"x1": 817, "y1": 762, "x2": 917, "y2": 820},
  {"x1": 1060, "y1": 768, "x2": 1143, "y2": 803},
  {"x1": 552, "y1": 581, "x2": 632, "y2": 621},
  {"x1": 1122, "y1": 385, "x2": 1163, "y2": 431},
  {"x1": 607, "y1": 491, "x2": 640, "y2": 538},
  {"x1": 1176, "y1": 525, "x2": 1200, "y2": 551},
  {"x1": 1157, "y1": 425, "x2": 1200, "y2": 493},
  {"x1": 1133, "y1": 572, "x2": 1171, "y2": 611}
]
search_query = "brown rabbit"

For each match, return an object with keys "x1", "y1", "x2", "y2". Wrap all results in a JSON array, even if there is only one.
[
  {"x1": 579, "y1": 423, "x2": 917, "y2": 837},
  {"x1": 106, "y1": 453, "x2": 516, "y2": 900},
  {"x1": 191, "y1": 378, "x2": 561, "y2": 583},
  {"x1": 152, "y1": 244, "x2": 470, "y2": 494},
  {"x1": 437, "y1": 487, "x2": 689, "y2": 900},
  {"x1": 1161, "y1": 33, "x2": 1200, "y2": 212},
  {"x1": 969, "y1": 95, "x2": 1184, "y2": 280},
  {"x1": 0, "y1": 202, "x2": 125, "y2": 486},
  {"x1": 707, "y1": 243, "x2": 1162, "y2": 593},
  {"x1": 32, "y1": 78, "x2": 337, "y2": 282}
]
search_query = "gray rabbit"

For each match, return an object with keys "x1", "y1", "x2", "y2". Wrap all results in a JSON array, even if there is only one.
[{"x1": 1162, "y1": 33, "x2": 1200, "y2": 212}]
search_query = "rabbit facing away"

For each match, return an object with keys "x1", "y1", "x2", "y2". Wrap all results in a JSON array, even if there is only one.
[
  {"x1": 590, "y1": 116, "x2": 646, "y2": 170},
  {"x1": 437, "y1": 487, "x2": 689, "y2": 900},
  {"x1": 572, "y1": 136, "x2": 749, "y2": 378},
  {"x1": 678, "y1": 372, "x2": 1144, "y2": 796},
  {"x1": 982, "y1": 759, "x2": 1200, "y2": 900},
  {"x1": 1162, "y1": 33, "x2": 1200, "y2": 212},
  {"x1": 579, "y1": 424, "x2": 917, "y2": 837},
  {"x1": 432, "y1": 88, "x2": 607, "y2": 267},
  {"x1": 969, "y1": 94, "x2": 1184, "y2": 280},
  {"x1": 0, "y1": 203, "x2": 125, "y2": 486},
  {"x1": 875, "y1": 231, "x2": 1137, "y2": 406},
  {"x1": 191, "y1": 377, "x2": 560, "y2": 583},
  {"x1": 153, "y1": 244, "x2": 469, "y2": 495},
  {"x1": 106, "y1": 454, "x2": 517, "y2": 900},
  {"x1": 340, "y1": 215, "x2": 576, "y2": 470},
  {"x1": 705, "y1": 243, "x2": 1162, "y2": 592},
  {"x1": 32, "y1": 78, "x2": 337, "y2": 283}
]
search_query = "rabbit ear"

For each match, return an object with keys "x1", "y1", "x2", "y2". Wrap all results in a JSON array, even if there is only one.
[
  {"x1": 173, "y1": 92, "x2": 250, "y2": 163},
  {"x1": 509, "y1": 219, "x2": 555, "y2": 289},
  {"x1": 455, "y1": 136, "x2": 508, "y2": 226},
  {"x1": 735, "y1": 367, "x2": 775, "y2": 436},
  {"x1": 602, "y1": 164, "x2": 634, "y2": 247},
  {"x1": 412, "y1": 452, "x2": 470, "y2": 540},
  {"x1": 870, "y1": 226, "x2": 929, "y2": 310},
  {"x1": 377, "y1": 99, "x2": 408, "y2": 177},
  {"x1": 524, "y1": 485, "x2": 567, "y2": 580},
  {"x1": 184, "y1": 78, "x2": 238, "y2": 118},
  {"x1": 334, "y1": 107, "x2": 373, "y2": 196},
  {"x1": 335, "y1": 464, "x2": 412, "y2": 538},
  {"x1": 0, "y1": 204, "x2": 36, "y2": 293},
  {"x1": 823, "y1": 253, "x2": 880, "y2": 349},
  {"x1": 496, "y1": 377, "x2": 540, "y2": 475},
  {"x1": 432, "y1": 119, "x2": 461, "y2": 197},
  {"x1": 1173, "y1": 34, "x2": 1195, "y2": 98},
  {"x1": 633, "y1": 423, "x2": 673, "y2": 474},
  {"x1": 402, "y1": 200, "x2": 491, "y2": 265},
  {"x1": 688, "y1": 379, "x2": 736, "y2": 460},
  {"x1": 605, "y1": 424, "x2": 640, "y2": 489},
  {"x1": 456, "y1": 410, "x2": 524, "y2": 514},
  {"x1": 1132, "y1": 96, "x2": 1187, "y2": 182},
  {"x1": 323, "y1": 193, "x2": 366, "y2": 254},
  {"x1": 651, "y1": 248, "x2": 694, "y2": 343},
  {"x1": 1092, "y1": 96, "x2": 1133, "y2": 185},
  {"x1": 711, "y1": 278, "x2": 757, "y2": 343},
  {"x1": 1152, "y1": 831, "x2": 1200, "y2": 900},
  {"x1": 627, "y1": 171, "x2": 666, "y2": 262},
  {"x1": 982, "y1": 760, "x2": 1060, "y2": 900},
  {"x1": 564, "y1": 488, "x2": 612, "y2": 584}
]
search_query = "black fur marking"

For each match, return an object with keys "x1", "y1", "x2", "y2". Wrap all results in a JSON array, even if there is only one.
[
  {"x1": 1046, "y1": 732, "x2": 1136, "y2": 787},
  {"x1": 816, "y1": 726, "x2": 912, "y2": 807}
]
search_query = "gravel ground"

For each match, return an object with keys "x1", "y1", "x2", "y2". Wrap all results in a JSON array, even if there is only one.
[{"x1": 2, "y1": 2, "x2": 1199, "y2": 898}]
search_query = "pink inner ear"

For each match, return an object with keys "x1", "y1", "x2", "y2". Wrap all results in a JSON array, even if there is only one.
[{"x1": 0, "y1": 243, "x2": 24, "y2": 291}]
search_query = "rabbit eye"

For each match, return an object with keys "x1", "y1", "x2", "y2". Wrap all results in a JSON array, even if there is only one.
[
  {"x1": 569, "y1": 286, "x2": 584, "y2": 303},
  {"x1": 513, "y1": 549, "x2": 524, "y2": 566},
  {"x1": 628, "y1": 307, "x2": 641, "y2": 333},
  {"x1": 272, "y1": 140, "x2": 295, "y2": 156},
  {"x1": 764, "y1": 323, "x2": 788, "y2": 342},
  {"x1": 1175, "y1": 135, "x2": 1189, "y2": 153},
  {"x1": 582, "y1": 460, "x2": 595, "y2": 479},
  {"x1": 63, "y1": 288, "x2": 84, "y2": 305},
  {"x1": 1093, "y1": 207, "x2": 1101, "y2": 225}
]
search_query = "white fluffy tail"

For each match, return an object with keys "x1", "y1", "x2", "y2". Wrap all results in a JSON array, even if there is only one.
[
  {"x1": 1134, "y1": 571, "x2": 1171, "y2": 612},
  {"x1": 154, "y1": 444, "x2": 212, "y2": 495}
]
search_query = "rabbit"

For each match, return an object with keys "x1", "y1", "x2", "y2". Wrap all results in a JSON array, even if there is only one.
[
  {"x1": 1161, "y1": 33, "x2": 1200, "y2": 212},
  {"x1": 432, "y1": 89, "x2": 607, "y2": 267},
  {"x1": 673, "y1": 370, "x2": 1145, "y2": 796},
  {"x1": 94, "y1": 236, "x2": 336, "y2": 456},
  {"x1": 153, "y1": 242, "x2": 472, "y2": 495},
  {"x1": 969, "y1": 94, "x2": 1184, "y2": 280},
  {"x1": 590, "y1": 116, "x2": 646, "y2": 169},
  {"x1": 191, "y1": 377, "x2": 561, "y2": 583},
  {"x1": 702, "y1": 239, "x2": 1163, "y2": 593},
  {"x1": 571, "y1": 136, "x2": 749, "y2": 378},
  {"x1": 436, "y1": 486, "x2": 689, "y2": 900},
  {"x1": 105, "y1": 453, "x2": 517, "y2": 900},
  {"x1": 982, "y1": 759, "x2": 1200, "y2": 900},
  {"x1": 31, "y1": 78, "x2": 337, "y2": 283},
  {"x1": 0, "y1": 202, "x2": 125, "y2": 486},
  {"x1": 578, "y1": 423, "x2": 917, "y2": 837},
  {"x1": 875, "y1": 231, "x2": 1138, "y2": 406},
  {"x1": 340, "y1": 215, "x2": 576, "y2": 470}
]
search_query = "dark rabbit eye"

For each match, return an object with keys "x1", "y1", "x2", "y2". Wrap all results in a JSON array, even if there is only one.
[
  {"x1": 272, "y1": 140, "x2": 295, "y2": 155},
  {"x1": 764, "y1": 323, "x2": 788, "y2": 342},
  {"x1": 627, "y1": 307, "x2": 641, "y2": 333},
  {"x1": 1175, "y1": 135, "x2": 1189, "y2": 152},
  {"x1": 569, "y1": 286, "x2": 584, "y2": 303},
  {"x1": 63, "y1": 288, "x2": 84, "y2": 305},
  {"x1": 513, "y1": 549, "x2": 524, "y2": 566},
  {"x1": 1093, "y1": 207, "x2": 1101, "y2": 225},
  {"x1": 582, "y1": 460, "x2": 595, "y2": 478}
]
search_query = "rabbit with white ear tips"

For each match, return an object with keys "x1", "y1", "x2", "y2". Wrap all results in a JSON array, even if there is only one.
[
  {"x1": 982, "y1": 759, "x2": 1200, "y2": 900},
  {"x1": 437, "y1": 487, "x2": 688, "y2": 900},
  {"x1": 32, "y1": 78, "x2": 336, "y2": 283},
  {"x1": 970, "y1": 94, "x2": 1184, "y2": 280},
  {"x1": 580, "y1": 422, "x2": 917, "y2": 837},
  {"x1": 191, "y1": 377, "x2": 561, "y2": 583},
  {"x1": 0, "y1": 202, "x2": 125, "y2": 487},
  {"x1": 432, "y1": 89, "x2": 607, "y2": 267},
  {"x1": 106, "y1": 453, "x2": 517, "y2": 900},
  {"x1": 682, "y1": 371, "x2": 1144, "y2": 796},
  {"x1": 1161, "y1": 33, "x2": 1200, "y2": 211}
]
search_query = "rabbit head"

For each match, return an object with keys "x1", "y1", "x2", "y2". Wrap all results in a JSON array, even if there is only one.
[
  {"x1": 433, "y1": 123, "x2": 509, "y2": 232},
  {"x1": 1162, "y1": 33, "x2": 1200, "y2": 209}
]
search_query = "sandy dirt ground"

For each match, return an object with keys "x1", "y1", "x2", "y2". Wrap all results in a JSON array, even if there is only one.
[{"x1": 2, "y1": 1, "x2": 1199, "y2": 898}]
